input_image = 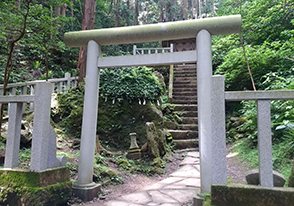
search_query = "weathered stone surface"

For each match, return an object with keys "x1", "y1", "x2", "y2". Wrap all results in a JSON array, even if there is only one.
[
  {"x1": 0, "y1": 167, "x2": 71, "y2": 206},
  {"x1": 47, "y1": 126, "x2": 67, "y2": 169},
  {"x1": 245, "y1": 169, "x2": 286, "y2": 187},
  {"x1": 211, "y1": 184, "x2": 294, "y2": 206},
  {"x1": 129, "y1": 133, "x2": 139, "y2": 149},
  {"x1": 146, "y1": 122, "x2": 167, "y2": 158},
  {"x1": 126, "y1": 148, "x2": 141, "y2": 160},
  {"x1": 288, "y1": 164, "x2": 294, "y2": 187}
]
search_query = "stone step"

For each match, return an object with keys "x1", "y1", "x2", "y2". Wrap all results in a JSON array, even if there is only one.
[
  {"x1": 173, "y1": 80, "x2": 197, "y2": 85},
  {"x1": 173, "y1": 96, "x2": 197, "y2": 101},
  {"x1": 174, "y1": 72, "x2": 197, "y2": 76},
  {"x1": 174, "y1": 76, "x2": 197, "y2": 81},
  {"x1": 174, "y1": 72, "x2": 197, "y2": 77},
  {"x1": 173, "y1": 139, "x2": 199, "y2": 150},
  {"x1": 179, "y1": 124, "x2": 198, "y2": 130},
  {"x1": 173, "y1": 84, "x2": 197, "y2": 89},
  {"x1": 173, "y1": 88, "x2": 197, "y2": 93},
  {"x1": 168, "y1": 130, "x2": 198, "y2": 140},
  {"x1": 173, "y1": 89, "x2": 197, "y2": 98},
  {"x1": 181, "y1": 111, "x2": 197, "y2": 117},
  {"x1": 182, "y1": 117, "x2": 198, "y2": 124},
  {"x1": 172, "y1": 99, "x2": 197, "y2": 104},
  {"x1": 174, "y1": 67, "x2": 196, "y2": 72},
  {"x1": 163, "y1": 121, "x2": 178, "y2": 130},
  {"x1": 175, "y1": 63, "x2": 196, "y2": 68},
  {"x1": 174, "y1": 69, "x2": 196, "y2": 73},
  {"x1": 173, "y1": 104, "x2": 198, "y2": 111},
  {"x1": 175, "y1": 148, "x2": 199, "y2": 153}
]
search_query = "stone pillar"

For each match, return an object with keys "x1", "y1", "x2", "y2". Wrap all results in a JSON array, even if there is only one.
[
  {"x1": 196, "y1": 29, "x2": 213, "y2": 193},
  {"x1": 30, "y1": 82, "x2": 52, "y2": 171},
  {"x1": 211, "y1": 75, "x2": 227, "y2": 185},
  {"x1": 4, "y1": 102, "x2": 23, "y2": 168},
  {"x1": 257, "y1": 100, "x2": 273, "y2": 187},
  {"x1": 73, "y1": 40, "x2": 101, "y2": 201}
]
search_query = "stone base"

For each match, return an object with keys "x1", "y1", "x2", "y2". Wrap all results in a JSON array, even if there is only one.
[
  {"x1": 0, "y1": 167, "x2": 72, "y2": 206},
  {"x1": 193, "y1": 193, "x2": 204, "y2": 206},
  {"x1": 211, "y1": 184, "x2": 294, "y2": 206},
  {"x1": 126, "y1": 148, "x2": 141, "y2": 160},
  {"x1": 72, "y1": 182, "x2": 102, "y2": 202}
]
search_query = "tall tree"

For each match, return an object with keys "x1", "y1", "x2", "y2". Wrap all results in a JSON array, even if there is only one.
[
  {"x1": 114, "y1": 0, "x2": 120, "y2": 27},
  {"x1": 134, "y1": 0, "x2": 139, "y2": 24},
  {"x1": 79, "y1": 0, "x2": 96, "y2": 82},
  {"x1": 182, "y1": 0, "x2": 188, "y2": 19}
]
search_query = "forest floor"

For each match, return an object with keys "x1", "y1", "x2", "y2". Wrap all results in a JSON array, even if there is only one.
[{"x1": 67, "y1": 143, "x2": 250, "y2": 206}]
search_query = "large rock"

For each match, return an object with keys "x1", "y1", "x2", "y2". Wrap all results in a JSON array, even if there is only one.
[
  {"x1": 97, "y1": 100, "x2": 164, "y2": 149},
  {"x1": 146, "y1": 122, "x2": 167, "y2": 158},
  {"x1": 245, "y1": 169, "x2": 286, "y2": 187}
]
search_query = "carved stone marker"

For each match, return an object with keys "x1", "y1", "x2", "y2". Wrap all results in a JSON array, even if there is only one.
[{"x1": 126, "y1": 133, "x2": 141, "y2": 160}]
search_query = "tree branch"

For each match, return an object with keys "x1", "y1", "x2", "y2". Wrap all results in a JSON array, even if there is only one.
[
  {"x1": 239, "y1": 34, "x2": 256, "y2": 91},
  {"x1": 286, "y1": 56, "x2": 294, "y2": 62}
]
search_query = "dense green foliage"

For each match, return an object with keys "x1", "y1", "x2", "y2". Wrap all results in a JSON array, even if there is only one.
[
  {"x1": 100, "y1": 67, "x2": 162, "y2": 103},
  {"x1": 213, "y1": 0, "x2": 294, "y2": 180},
  {"x1": 56, "y1": 66, "x2": 163, "y2": 148}
]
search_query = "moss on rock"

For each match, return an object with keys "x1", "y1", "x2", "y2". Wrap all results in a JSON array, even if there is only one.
[
  {"x1": 288, "y1": 164, "x2": 294, "y2": 187},
  {"x1": 0, "y1": 168, "x2": 71, "y2": 206}
]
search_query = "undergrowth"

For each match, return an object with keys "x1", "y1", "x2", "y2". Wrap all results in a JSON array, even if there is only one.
[{"x1": 232, "y1": 138, "x2": 293, "y2": 186}]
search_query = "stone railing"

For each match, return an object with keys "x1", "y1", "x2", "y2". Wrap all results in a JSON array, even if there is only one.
[
  {"x1": 133, "y1": 44, "x2": 173, "y2": 55},
  {"x1": 211, "y1": 75, "x2": 294, "y2": 188},
  {"x1": 0, "y1": 72, "x2": 77, "y2": 96},
  {"x1": 0, "y1": 73, "x2": 77, "y2": 111},
  {"x1": 133, "y1": 44, "x2": 175, "y2": 101},
  {"x1": 0, "y1": 82, "x2": 66, "y2": 172}
]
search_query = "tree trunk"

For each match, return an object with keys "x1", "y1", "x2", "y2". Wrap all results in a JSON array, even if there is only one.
[
  {"x1": 78, "y1": 0, "x2": 96, "y2": 83},
  {"x1": 71, "y1": 0, "x2": 74, "y2": 30},
  {"x1": 134, "y1": 0, "x2": 139, "y2": 25},
  {"x1": 198, "y1": 0, "x2": 201, "y2": 18},
  {"x1": 182, "y1": 0, "x2": 188, "y2": 19},
  {"x1": 159, "y1": 0, "x2": 163, "y2": 22},
  {"x1": 212, "y1": 0, "x2": 215, "y2": 17},
  {"x1": 114, "y1": 0, "x2": 120, "y2": 27},
  {"x1": 195, "y1": 0, "x2": 198, "y2": 19},
  {"x1": 0, "y1": 0, "x2": 31, "y2": 137},
  {"x1": 165, "y1": 1, "x2": 172, "y2": 21}
]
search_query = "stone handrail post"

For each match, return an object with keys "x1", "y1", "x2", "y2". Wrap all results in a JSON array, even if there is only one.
[
  {"x1": 4, "y1": 101, "x2": 23, "y2": 168},
  {"x1": 211, "y1": 75, "x2": 227, "y2": 185},
  {"x1": 30, "y1": 82, "x2": 52, "y2": 171},
  {"x1": 211, "y1": 75, "x2": 294, "y2": 188},
  {"x1": 1, "y1": 82, "x2": 65, "y2": 171}
]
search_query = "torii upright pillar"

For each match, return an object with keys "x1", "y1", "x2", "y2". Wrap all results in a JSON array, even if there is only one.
[
  {"x1": 73, "y1": 40, "x2": 101, "y2": 201},
  {"x1": 197, "y1": 29, "x2": 213, "y2": 193}
]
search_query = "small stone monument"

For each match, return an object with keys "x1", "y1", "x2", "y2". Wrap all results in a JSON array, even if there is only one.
[{"x1": 126, "y1": 133, "x2": 141, "y2": 160}]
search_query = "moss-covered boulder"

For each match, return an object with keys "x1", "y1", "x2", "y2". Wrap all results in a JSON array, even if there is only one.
[
  {"x1": 146, "y1": 122, "x2": 167, "y2": 158},
  {"x1": 0, "y1": 167, "x2": 71, "y2": 206},
  {"x1": 97, "y1": 100, "x2": 163, "y2": 149}
]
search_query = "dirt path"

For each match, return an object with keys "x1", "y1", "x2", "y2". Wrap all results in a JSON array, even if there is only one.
[
  {"x1": 226, "y1": 144, "x2": 250, "y2": 184},
  {"x1": 71, "y1": 147, "x2": 250, "y2": 205}
]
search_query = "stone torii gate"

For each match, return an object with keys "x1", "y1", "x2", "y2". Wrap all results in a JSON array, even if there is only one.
[{"x1": 64, "y1": 15, "x2": 241, "y2": 201}]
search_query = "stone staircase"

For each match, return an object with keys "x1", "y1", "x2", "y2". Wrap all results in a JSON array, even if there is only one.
[{"x1": 167, "y1": 64, "x2": 198, "y2": 151}]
